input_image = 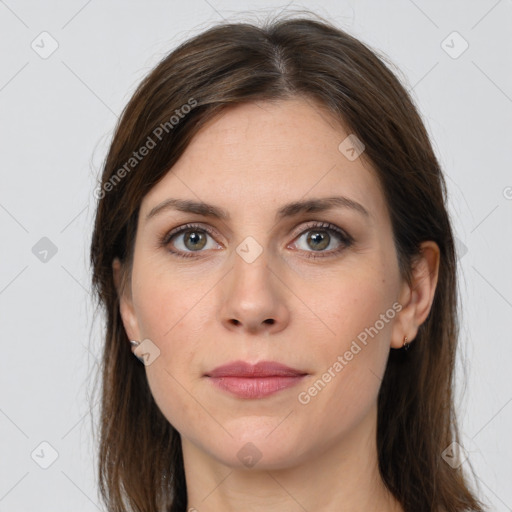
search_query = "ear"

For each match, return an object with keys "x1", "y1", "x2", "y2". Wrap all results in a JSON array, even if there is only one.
[
  {"x1": 113, "y1": 257, "x2": 141, "y2": 343},
  {"x1": 390, "y1": 241, "x2": 440, "y2": 349}
]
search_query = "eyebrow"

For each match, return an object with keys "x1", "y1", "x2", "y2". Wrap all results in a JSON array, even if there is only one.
[{"x1": 145, "y1": 196, "x2": 370, "y2": 223}]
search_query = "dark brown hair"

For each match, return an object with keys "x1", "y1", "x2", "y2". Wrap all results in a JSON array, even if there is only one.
[{"x1": 90, "y1": 11, "x2": 486, "y2": 512}]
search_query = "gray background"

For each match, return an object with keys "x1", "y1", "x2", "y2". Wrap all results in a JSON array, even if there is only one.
[{"x1": 0, "y1": 0, "x2": 511, "y2": 510}]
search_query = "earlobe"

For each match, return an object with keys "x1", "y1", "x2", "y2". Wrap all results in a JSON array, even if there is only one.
[
  {"x1": 391, "y1": 241, "x2": 440, "y2": 349},
  {"x1": 112, "y1": 258, "x2": 141, "y2": 342}
]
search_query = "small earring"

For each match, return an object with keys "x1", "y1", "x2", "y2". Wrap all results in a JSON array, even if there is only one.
[
  {"x1": 129, "y1": 340, "x2": 144, "y2": 363},
  {"x1": 403, "y1": 336, "x2": 410, "y2": 351}
]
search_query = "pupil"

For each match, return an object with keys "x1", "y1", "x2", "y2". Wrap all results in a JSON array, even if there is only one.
[
  {"x1": 186, "y1": 231, "x2": 205, "y2": 250},
  {"x1": 308, "y1": 231, "x2": 329, "y2": 250}
]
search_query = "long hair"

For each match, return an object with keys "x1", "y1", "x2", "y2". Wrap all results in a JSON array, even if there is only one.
[{"x1": 90, "y1": 12, "x2": 486, "y2": 512}]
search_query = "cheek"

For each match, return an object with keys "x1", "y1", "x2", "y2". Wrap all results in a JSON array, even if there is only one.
[
  {"x1": 302, "y1": 261, "x2": 397, "y2": 356},
  {"x1": 131, "y1": 254, "x2": 206, "y2": 342},
  {"x1": 130, "y1": 265, "x2": 216, "y2": 432},
  {"x1": 295, "y1": 265, "x2": 397, "y2": 413}
]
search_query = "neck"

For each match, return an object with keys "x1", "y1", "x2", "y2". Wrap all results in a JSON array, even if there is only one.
[{"x1": 182, "y1": 405, "x2": 403, "y2": 512}]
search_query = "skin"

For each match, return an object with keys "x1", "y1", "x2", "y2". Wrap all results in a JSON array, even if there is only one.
[{"x1": 114, "y1": 97, "x2": 440, "y2": 512}]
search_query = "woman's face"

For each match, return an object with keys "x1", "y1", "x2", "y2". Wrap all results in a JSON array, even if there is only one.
[{"x1": 118, "y1": 97, "x2": 412, "y2": 469}]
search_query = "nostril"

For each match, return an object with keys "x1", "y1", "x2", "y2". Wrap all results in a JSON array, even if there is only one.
[{"x1": 264, "y1": 319, "x2": 275, "y2": 325}]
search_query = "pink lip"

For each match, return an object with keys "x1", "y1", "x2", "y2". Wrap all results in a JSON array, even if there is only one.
[
  {"x1": 205, "y1": 360, "x2": 308, "y2": 399},
  {"x1": 205, "y1": 360, "x2": 307, "y2": 378}
]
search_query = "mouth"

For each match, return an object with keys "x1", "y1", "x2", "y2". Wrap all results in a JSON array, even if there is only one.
[{"x1": 204, "y1": 360, "x2": 308, "y2": 399}]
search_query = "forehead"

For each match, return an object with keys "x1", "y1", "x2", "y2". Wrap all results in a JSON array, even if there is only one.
[{"x1": 140, "y1": 98, "x2": 386, "y2": 223}]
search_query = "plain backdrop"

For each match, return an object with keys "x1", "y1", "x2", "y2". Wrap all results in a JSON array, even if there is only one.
[{"x1": 0, "y1": 1, "x2": 511, "y2": 510}]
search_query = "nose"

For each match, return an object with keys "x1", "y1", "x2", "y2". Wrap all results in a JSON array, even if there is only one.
[{"x1": 219, "y1": 250, "x2": 290, "y2": 335}]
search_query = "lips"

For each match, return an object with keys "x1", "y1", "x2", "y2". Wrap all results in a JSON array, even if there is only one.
[
  {"x1": 205, "y1": 360, "x2": 307, "y2": 378},
  {"x1": 204, "y1": 360, "x2": 308, "y2": 399}
]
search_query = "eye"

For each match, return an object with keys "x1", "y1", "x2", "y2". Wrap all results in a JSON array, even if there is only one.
[
  {"x1": 289, "y1": 222, "x2": 353, "y2": 259},
  {"x1": 160, "y1": 221, "x2": 353, "y2": 260},
  {"x1": 161, "y1": 223, "x2": 222, "y2": 258}
]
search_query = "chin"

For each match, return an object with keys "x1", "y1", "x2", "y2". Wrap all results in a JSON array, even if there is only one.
[{"x1": 208, "y1": 427, "x2": 307, "y2": 471}]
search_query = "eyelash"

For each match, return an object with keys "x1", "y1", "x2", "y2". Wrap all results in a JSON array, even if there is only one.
[{"x1": 160, "y1": 221, "x2": 354, "y2": 260}]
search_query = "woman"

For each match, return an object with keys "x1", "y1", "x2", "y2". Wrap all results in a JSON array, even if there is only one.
[{"x1": 90, "y1": 12, "x2": 486, "y2": 512}]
